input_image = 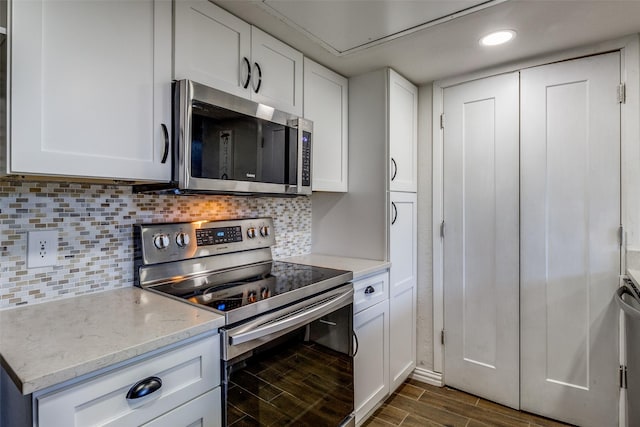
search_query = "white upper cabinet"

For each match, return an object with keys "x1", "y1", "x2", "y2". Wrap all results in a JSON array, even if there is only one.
[
  {"x1": 174, "y1": 1, "x2": 303, "y2": 116},
  {"x1": 9, "y1": 0, "x2": 172, "y2": 181},
  {"x1": 250, "y1": 27, "x2": 303, "y2": 116},
  {"x1": 388, "y1": 69, "x2": 418, "y2": 192},
  {"x1": 174, "y1": 0, "x2": 251, "y2": 99},
  {"x1": 303, "y1": 58, "x2": 348, "y2": 192}
]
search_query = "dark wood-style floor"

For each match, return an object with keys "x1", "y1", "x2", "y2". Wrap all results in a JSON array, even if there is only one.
[{"x1": 362, "y1": 379, "x2": 574, "y2": 427}]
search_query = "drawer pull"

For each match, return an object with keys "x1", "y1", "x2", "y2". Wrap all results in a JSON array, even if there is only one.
[
  {"x1": 364, "y1": 286, "x2": 375, "y2": 295},
  {"x1": 126, "y1": 376, "x2": 162, "y2": 400}
]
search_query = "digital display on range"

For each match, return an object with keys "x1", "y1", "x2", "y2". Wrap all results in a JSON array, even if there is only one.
[{"x1": 195, "y1": 226, "x2": 242, "y2": 246}]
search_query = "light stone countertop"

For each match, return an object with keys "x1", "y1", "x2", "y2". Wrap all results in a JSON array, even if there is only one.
[
  {"x1": 0, "y1": 287, "x2": 224, "y2": 395},
  {"x1": 283, "y1": 253, "x2": 390, "y2": 280}
]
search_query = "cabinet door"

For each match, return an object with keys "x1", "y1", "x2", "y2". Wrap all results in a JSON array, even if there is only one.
[
  {"x1": 388, "y1": 69, "x2": 418, "y2": 192},
  {"x1": 389, "y1": 191, "x2": 417, "y2": 390},
  {"x1": 303, "y1": 58, "x2": 348, "y2": 192},
  {"x1": 142, "y1": 388, "x2": 221, "y2": 427},
  {"x1": 354, "y1": 300, "x2": 389, "y2": 424},
  {"x1": 250, "y1": 26, "x2": 303, "y2": 116},
  {"x1": 10, "y1": 0, "x2": 171, "y2": 181},
  {"x1": 174, "y1": 0, "x2": 251, "y2": 99}
]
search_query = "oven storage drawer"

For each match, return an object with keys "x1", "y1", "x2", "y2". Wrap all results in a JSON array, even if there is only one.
[
  {"x1": 35, "y1": 334, "x2": 220, "y2": 427},
  {"x1": 353, "y1": 271, "x2": 389, "y2": 314}
]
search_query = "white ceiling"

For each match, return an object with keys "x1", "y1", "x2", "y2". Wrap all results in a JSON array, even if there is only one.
[
  {"x1": 258, "y1": 0, "x2": 492, "y2": 54},
  {"x1": 214, "y1": 0, "x2": 640, "y2": 85}
]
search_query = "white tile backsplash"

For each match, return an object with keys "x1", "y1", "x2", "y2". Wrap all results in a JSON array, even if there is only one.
[{"x1": 0, "y1": 180, "x2": 311, "y2": 308}]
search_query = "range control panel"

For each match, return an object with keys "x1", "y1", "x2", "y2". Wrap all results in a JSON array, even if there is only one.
[
  {"x1": 137, "y1": 217, "x2": 276, "y2": 265},
  {"x1": 196, "y1": 226, "x2": 242, "y2": 246}
]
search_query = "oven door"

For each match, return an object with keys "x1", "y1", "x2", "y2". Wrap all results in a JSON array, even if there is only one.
[{"x1": 221, "y1": 285, "x2": 355, "y2": 427}]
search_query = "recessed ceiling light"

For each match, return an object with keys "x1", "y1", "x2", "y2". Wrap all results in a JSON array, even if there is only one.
[{"x1": 480, "y1": 30, "x2": 516, "y2": 46}]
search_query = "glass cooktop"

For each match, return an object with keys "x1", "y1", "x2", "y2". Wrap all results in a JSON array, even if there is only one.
[{"x1": 149, "y1": 261, "x2": 352, "y2": 324}]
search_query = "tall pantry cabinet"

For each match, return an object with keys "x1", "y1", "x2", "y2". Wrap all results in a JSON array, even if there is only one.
[{"x1": 312, "y1": 68, "x2": 418, "y2": 421}]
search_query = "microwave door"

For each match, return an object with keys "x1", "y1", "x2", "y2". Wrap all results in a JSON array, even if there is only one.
[{"x1": 259, "y1": 123, "x2": 287, "y2": 184}]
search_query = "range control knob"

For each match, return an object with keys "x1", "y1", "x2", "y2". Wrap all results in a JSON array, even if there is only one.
[
  {"x1": 247, "y1": 227, "x2": 257, "y2": 239},
  {"x1": 175, "y1": 232, "x2": 190, "y2": 247},
  {"x1": 153, "y1": 234, "x2": 170, "y2": 249},
  {"x1": 260, "y1": 225, "x2": 270, "y2": 237}
]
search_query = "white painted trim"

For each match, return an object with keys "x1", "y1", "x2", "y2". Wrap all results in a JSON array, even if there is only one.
[
  {"x1": 432, "y1": 83, "x2": 444, "y2": 374},
  {"x1": 431, "y1": 33, "x2": 640, "y2": 388},
  {"x1": 411, "y1": 367, "x2": 443, "y2": 387},
  {"x1": 621, "y1": 35, "x2": 640, "y2": 252}
]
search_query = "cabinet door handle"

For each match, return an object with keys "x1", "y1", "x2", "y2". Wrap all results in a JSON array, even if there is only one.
[
  {"x1": 391, "y1": 157, "x2": 398, "y2": 181},
  {"x1": 353, "y1": 331, "x2": 359, "y2": 357},
  {"x1": 364, "y1": 285, "x2": 375, "y2": 295},
  {"x1": 160, "y1": 124, "x2": 169, "y2": 164},
  {"x1": 391, "y1": 202, "x2": 398, "y2": 225},
  {"x1": 242, "y1": 57, "x2": 251, "y2": 89},
  {"x1": 126, "y1": 376, "x2": 162, "y2": 400},
  {"x1": 252, "y1": 62, "x2": 262, "y2": 93}
]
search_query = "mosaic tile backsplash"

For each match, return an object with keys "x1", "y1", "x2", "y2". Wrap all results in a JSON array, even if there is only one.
[{"x1": 0, "y1": 181, "x2": 311, "y2": 308}]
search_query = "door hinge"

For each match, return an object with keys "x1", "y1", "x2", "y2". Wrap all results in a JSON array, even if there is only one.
[
  {"x1": 440, "y1": 221, "x2": 445, "y2": 239},
  {"x1": 620, "y1": 365, "x2": 628, "y2": 389},
  {"x1": 441, "y1": 329, "x2": 445, "y2": 345},
  {"x1": 440, "y1": 113, "x2": 445, "y2": 129},
  {"x1": 618, "y1": 225, "x2": 624, "y2": 247},
  {"x1": 617, "y1": 83, "x2": 626, "y2": 104}
]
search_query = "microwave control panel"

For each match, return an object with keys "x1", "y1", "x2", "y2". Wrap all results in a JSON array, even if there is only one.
[{"x1": 302, "y1": 131, "x2": 311, "y2": 187}]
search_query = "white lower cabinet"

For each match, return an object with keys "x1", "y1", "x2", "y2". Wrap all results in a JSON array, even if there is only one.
[
  {"x1": 353, "y1": 271, "x2": 390, "y2": 424},
  {"x1": 35, "y1": 334, "x2": 220, "y2": 427},
  {"x1": 142, "y1": 388, "x2": 221, "y2": 427}
]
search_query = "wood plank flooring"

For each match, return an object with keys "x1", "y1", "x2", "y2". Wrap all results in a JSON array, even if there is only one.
[{"x1": 362, "y1": 379, "x2": 574, "y2": 427}]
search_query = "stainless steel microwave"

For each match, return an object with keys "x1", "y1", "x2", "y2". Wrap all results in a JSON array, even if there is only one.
[{"x1": 170, "y1": 80, "x2": 312, "y2": 195}]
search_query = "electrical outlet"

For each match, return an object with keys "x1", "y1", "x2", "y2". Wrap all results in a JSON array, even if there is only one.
[{"x1": 27, "y1": 230, "x2": 58, "y2": 268}]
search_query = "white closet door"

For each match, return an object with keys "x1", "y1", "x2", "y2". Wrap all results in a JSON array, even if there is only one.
[
  {"x1": 442, "y1": 72, "x2": 520, "y2": 409},
  {"x1": 520, "y1": 52, "x2": 620, "y2": 427}
]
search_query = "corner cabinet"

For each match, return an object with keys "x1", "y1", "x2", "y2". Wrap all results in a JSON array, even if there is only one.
[
  {"x1": 7, "y1": 0, "x2": 172, "y2": 181},
  {"x1": 389, "y1": 191, "x2": 417, "y2": 391},
  {"x1": 303, "y1": 58, "x2": 348, "y2": 192},
  {"x1": 174, "y1": 0, "x2": 303, "y2": 116},
  {"x1": 389, "y1": 70, "x2": 418, "y2": 192}
]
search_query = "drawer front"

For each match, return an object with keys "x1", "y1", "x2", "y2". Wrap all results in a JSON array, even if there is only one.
[
  {"x1": 353, "y1": 271, "x2": 389, "y2": 314},
  {"x1": 142, "y1": 388, "x2": 221, "y2": 427},
  {"x1": 37, "y1": 335, "x2": 220, "y2": 427}
]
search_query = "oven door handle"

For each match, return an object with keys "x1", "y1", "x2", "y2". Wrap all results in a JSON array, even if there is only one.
[{"x1": 228, "y1": 289, "x2": 353, "y2": 346}]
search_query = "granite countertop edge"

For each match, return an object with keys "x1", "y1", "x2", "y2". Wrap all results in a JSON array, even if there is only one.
[
  {"x1": 0, "y1": 288, "x2": 225, "y2": 395},
  {"x1": 283, "y1": 253, "x2": 391, "y2": 279}
]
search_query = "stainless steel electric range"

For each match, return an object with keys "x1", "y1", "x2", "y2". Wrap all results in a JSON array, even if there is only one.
[{"x1": 135, "y1": 217, "x2": 355, "y2": 427}]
